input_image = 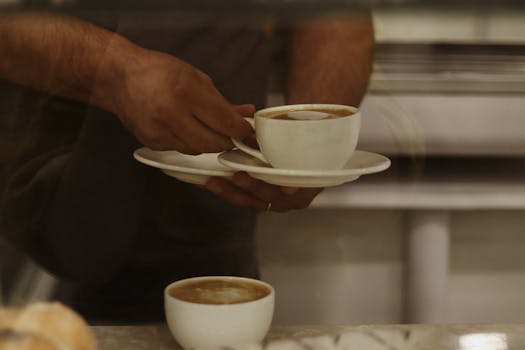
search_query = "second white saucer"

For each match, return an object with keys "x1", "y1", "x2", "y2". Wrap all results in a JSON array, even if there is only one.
[
  {"x1": 133, "y1": 147, "x2": 234, "y2": 185},
  {"x1": 218, "y1": 150, "x2": 390, "y2": 188}
]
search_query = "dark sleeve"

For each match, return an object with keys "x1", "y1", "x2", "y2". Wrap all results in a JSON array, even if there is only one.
[
  {"x1": 1, "y1": 101, "x2": 147, "y2": 284},
  {"x1": 45, "y1": 109, "x2": 147, "y2": 283}
]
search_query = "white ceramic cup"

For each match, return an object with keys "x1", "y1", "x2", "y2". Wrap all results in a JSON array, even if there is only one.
[
  {"x1": 232, "y1": 104, "x2": 360, "y2": 170},
  {"x1": 164, "y1": 276, "x2": 275, "y2": 349}
]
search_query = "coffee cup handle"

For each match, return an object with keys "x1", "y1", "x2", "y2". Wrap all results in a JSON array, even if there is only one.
[{"x1": 231, "y1": 118, "x2": 269, "y2": 164}]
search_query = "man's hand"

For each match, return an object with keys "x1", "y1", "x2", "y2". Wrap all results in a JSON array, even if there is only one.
[
  {"x1": 110, "y1": 50, "x2": 253, "y2": 154},
  {"x1": 0, "y1": 13, "x2": 253, "y2": 154},
  {"x1": 206, "y1": 172, "x2": 322, "y2": 213}
]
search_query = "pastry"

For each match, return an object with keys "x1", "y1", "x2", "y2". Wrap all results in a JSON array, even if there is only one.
[{"x1": 0, "y1": 302, "x2": 96, "y2": 350}]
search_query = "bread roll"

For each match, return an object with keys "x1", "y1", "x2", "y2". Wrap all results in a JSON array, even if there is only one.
[{"x1": 0, "y1": 302, "x2": 96, "y2": 350}]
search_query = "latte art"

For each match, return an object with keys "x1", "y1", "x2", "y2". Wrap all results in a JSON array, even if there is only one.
[
  {"x1": 264, "y1": 108, "x2": 352, "y2": 120},
  {"x1": 168, "y1": 278, "x2": 271, "y2": 305}
]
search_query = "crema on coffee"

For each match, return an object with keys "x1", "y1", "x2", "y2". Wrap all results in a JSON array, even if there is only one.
[
  {"x1": 264, "y1": 108, "x2": 352, "y2": 120},
  {"x1": 168, "y1": 278, "x2": 271, "y2": 305}
]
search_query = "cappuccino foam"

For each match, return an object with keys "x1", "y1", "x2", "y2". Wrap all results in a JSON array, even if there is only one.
[
  {"x1": 265, "y1": 108, "x2": 352, "y2": 120},
  {"x1": 168, "y1": 278, "x2": 270, "y2": 305}
]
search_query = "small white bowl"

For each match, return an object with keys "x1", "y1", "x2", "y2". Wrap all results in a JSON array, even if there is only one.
[{"x1": 164, "y1": 276, "x2": 275, "y2": 349}]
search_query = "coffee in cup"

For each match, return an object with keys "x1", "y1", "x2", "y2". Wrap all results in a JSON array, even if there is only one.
[
  {"x1": 167, "y1": 277, "x2": 271, "y2": 304},
  {"x1": 232, "y1": 104, "x2": 360, "y2": 170},
  {"x1": 164, "y1": 276, "x2": 274, "y2": 349},
  {"x1": 265, "y1": 107, "x2": 353, "y2": 120}
]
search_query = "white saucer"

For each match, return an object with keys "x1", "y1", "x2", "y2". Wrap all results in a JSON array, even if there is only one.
[
  {"x1": 133, "y1": 147, "x2": 234, "y2": 185},
  {"x1": 218, "y1": 150, "x2": 390, "y2": 187}
]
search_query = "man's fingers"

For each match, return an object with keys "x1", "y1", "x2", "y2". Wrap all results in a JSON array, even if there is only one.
[
  {"x1": 166, "y1": 115, "x2": 233, "y2": 153},
  {"x1": 230, "y1": 172, "x2": 293, "y2": 212},
  {"x1": 189, "y1": 86, "x2": 252, "y2": 140},
  {"x1": 206, "y1": 174, "x2": 323, "y2": 212},
  {"x1": 231, "y1": 172, "x2": 323, "y2": 211},
  {"x1": 231, "y1": 172, "x2": 282, "y2": 201},
  {"x1": 206, "y1": 177, "x2": 267, "y2": 211},
  {"x1": 139, "y1": 127, "x2": 198, "y2": 155},
  {"x1": 293, "y1": 187, "x2": 324, "y2": 209},
  {"x1": 280, "y1": 186, "x2": 300, "y2": 195},
  {"x1": 233, "y1": 104, "x2": 256, "y2": 117}
]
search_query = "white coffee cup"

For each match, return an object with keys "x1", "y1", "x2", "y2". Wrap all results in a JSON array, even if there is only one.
[
  {"x1": 232, "y1": 104, "x2": 360, "y2": 170},
  {"x1": 164, "y1": 276, "x2": 275, "y2": 349}
]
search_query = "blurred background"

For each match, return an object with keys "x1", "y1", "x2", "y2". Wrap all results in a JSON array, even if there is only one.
[
  {"x1": 1, "y1": 0, "x2": 525, "y2": 326},
  {"x1": 260, "y1": 5, "x2": 525, "y2": 325}
]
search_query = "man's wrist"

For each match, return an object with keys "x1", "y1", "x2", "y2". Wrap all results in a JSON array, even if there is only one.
[{"x1": 89, "y1": 35, "x2": 145, "y2": 115}]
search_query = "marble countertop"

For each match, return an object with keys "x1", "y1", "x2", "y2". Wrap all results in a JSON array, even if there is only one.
[{"x1": 92, "y1": 323, "x2": 525, "y2": 350}]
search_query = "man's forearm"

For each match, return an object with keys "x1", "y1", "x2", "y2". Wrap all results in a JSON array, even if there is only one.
[
  {"x1": 0, "y1": 13, "x2": 140, "y2": 113},
  {"x1": 286, "y1": 14, "x2": 374, "y2": 106}
]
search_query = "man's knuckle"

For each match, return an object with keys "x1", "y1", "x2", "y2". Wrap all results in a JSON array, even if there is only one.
[
  {"x1": 144, "y1": 139, "x2": 165, "y2": 150},
  {"x1": 197, "y1": 71, "x2": 213, "y2": 84},
  {"x1": 223, "y1": 117, "x2": 236, "y2": 132},
  {"x1": 151, "y1": 113, "x2": 166, "y2": 124},
  {"x1": 172, "y1": 84, "x2": 189, "y2": 98},
  {"x1": 140, "y1": 130, "x2": 159, "y2": 145}
]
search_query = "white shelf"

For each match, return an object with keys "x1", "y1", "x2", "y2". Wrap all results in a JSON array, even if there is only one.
[
  {"x1": 311, "y1": 158, "x2": 525, "y2": 210},
  {"x1": 312, "y1": 181, "x2": 525, "y2": 210},
  {"x1": 374, "y1": 9, "x2": 525, "y2": 44}
]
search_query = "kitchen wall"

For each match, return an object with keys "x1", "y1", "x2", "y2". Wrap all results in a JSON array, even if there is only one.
[
  {"x1": 256, "y1": 209, "x2": 525, "y2": 325},
  {"x1": 373, "y1": 9, "x2": 525, "y2": 44},
  {"x1": 447, "y1": 211, "x2": 525, "y2": 323},
  {"x1": 256, "y1": 209, "x2": 404, "y2": 325}
]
